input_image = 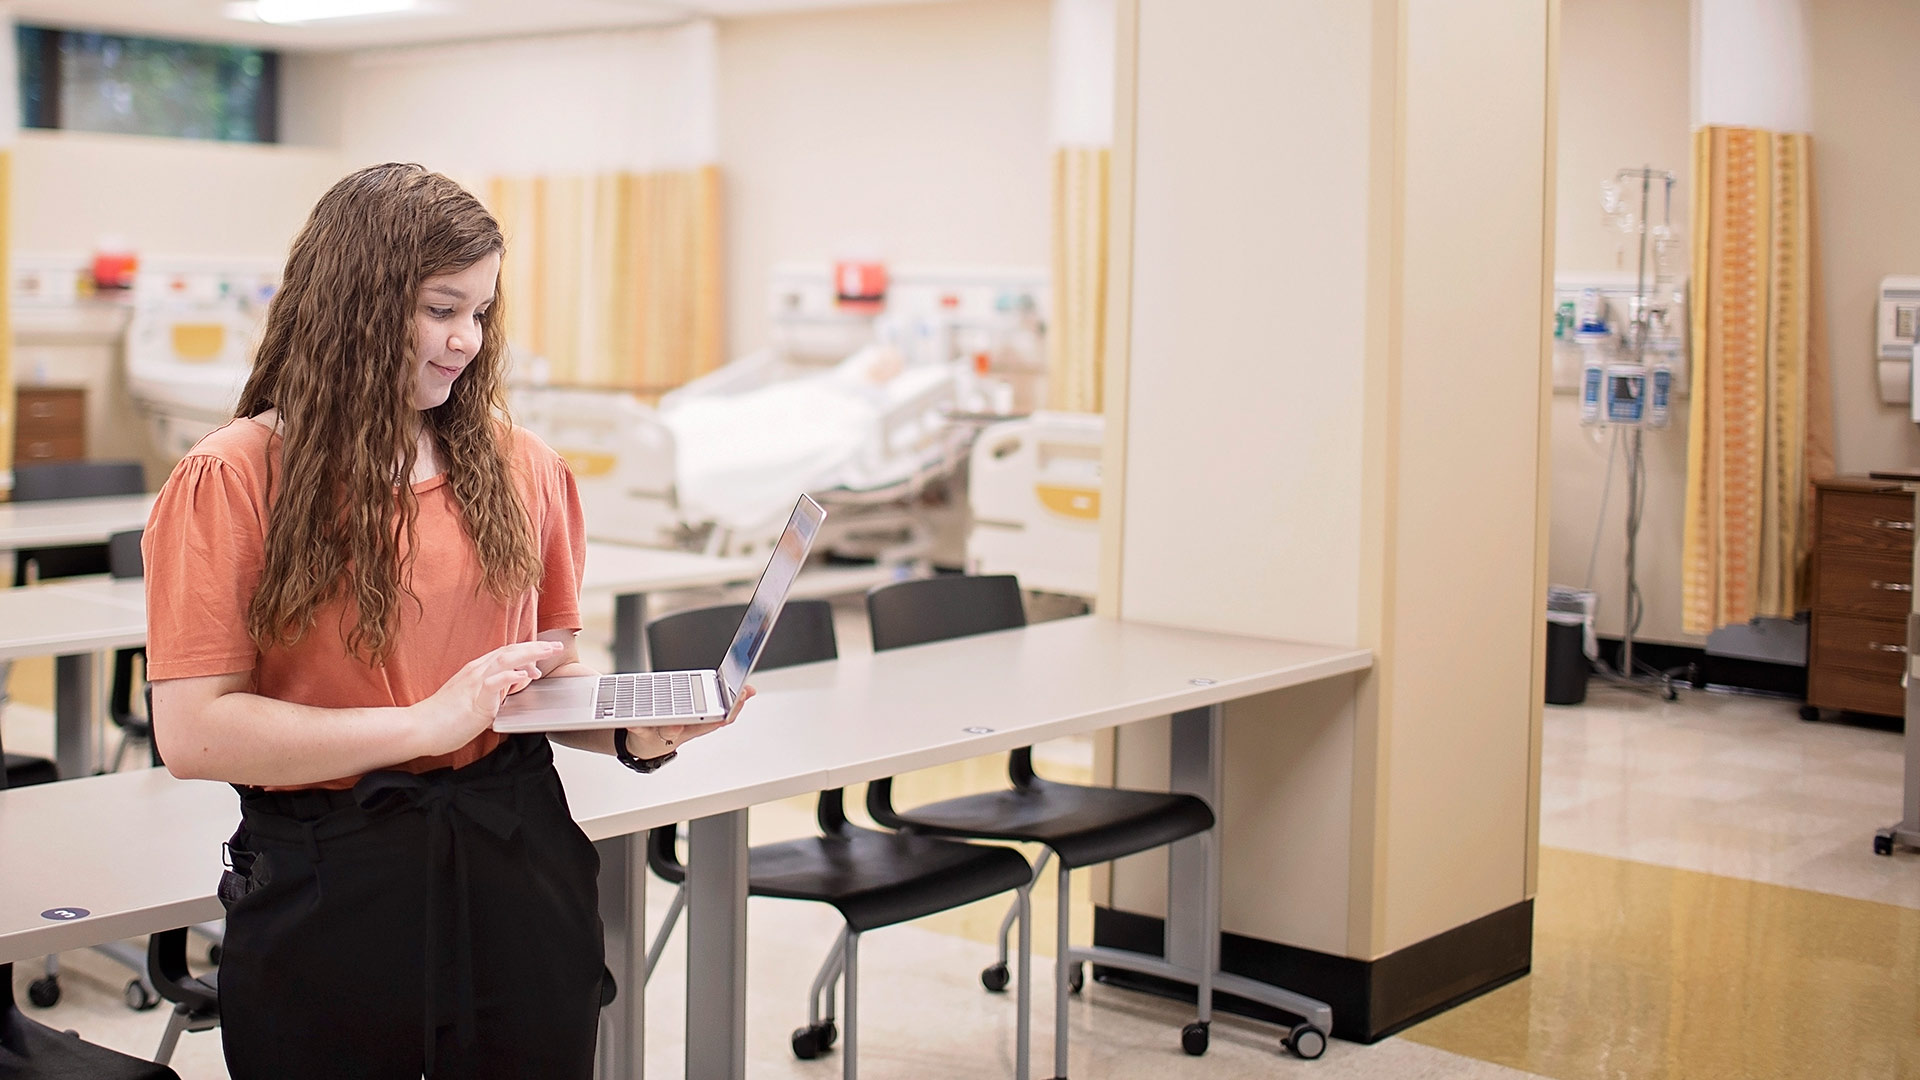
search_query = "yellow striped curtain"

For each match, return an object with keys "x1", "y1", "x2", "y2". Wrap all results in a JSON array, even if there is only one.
[
  {"x1": 487, "y1": 166, "x2": 723, "y2": 393},
  {"x1": 1681, "y1": 127, "x2": 1835, "y2": 635},
  {"x1": 1048, "y1": 147, "x2": 1109, "y2": 413}
]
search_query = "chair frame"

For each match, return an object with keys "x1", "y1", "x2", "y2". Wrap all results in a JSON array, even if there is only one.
[{"x1": 641, "y1": 599, "x2": 1034, "y2": 1080}]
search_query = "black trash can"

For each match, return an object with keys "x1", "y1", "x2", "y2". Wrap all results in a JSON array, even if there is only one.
[{"x1": 1544, "y1": 612, "x2": 1590, "y2": 705}]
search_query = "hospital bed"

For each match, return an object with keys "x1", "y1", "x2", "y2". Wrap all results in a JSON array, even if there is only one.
[
  {"x1": 513, "y1": 264, "x2": 1049, "y2": 570},
  {"x1": 512, "y1": 345, "x2": 978, "y2": 566},
  {"x1": 967, "y1": 411, "x2": 1105, "y2": 599}
]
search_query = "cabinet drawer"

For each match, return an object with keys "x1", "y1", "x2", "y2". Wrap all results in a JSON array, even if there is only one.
[
  {"x1": 1820, "y1": 491, "x2": 1917, "y2": 551},
  {"x1": 1808, "y1": 662, "x2": 1905, "y2": 718},
  {"x1": 14, "y1": 414, "x2": 81, "y2": 440},
  {"x1": 1816, "y1": 550, "x2": 1915, "y2": 616},
  {"x1": 16, "y1": 390, "x2": 84, "y2": 425},
  {"x1": 1811, "y1": 613, "x2": 1911, "y2": 678},
  {"x1": 15, "y1": 435, "x2": 84, "y2": 463}
]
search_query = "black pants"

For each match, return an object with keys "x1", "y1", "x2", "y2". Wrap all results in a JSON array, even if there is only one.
[{"x1": 217, "y1": 735, "x2": 607, "y2": 1080}]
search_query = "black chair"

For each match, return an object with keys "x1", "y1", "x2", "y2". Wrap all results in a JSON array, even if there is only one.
[
  {"x1": 0, "y1": 462, "x2": 128, "y2": 791},
  {"x1": 865, "y1": 574, "x2": 1221, "y2": 1079},
  {"x1": 0, "y1": 964, "x2": 182, "y2": 1079},
  {"x1": 103, "y1": 532, "x2": 150, "y2": 774},
  {"x1": 642, "y1": 600, "x2": 1035, "y2": 1079},
  {"x1": 0, "y1": 669, "x2": 59, "y2": 1009},
  {"x1": 143, "y1": 931, "x2": 216, "y2": 1067},
  {"x1": 10, "y1": 462, "x2": 146, "y2": 584},
  {"x1": 139, "y1": 698, "x2": 222, "y2": 1067},
  {"x1": 6, "y1": 465, "x2": 148, "y2": 780}
]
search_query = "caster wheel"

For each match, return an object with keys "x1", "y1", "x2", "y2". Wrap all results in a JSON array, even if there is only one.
[
  {"x1": 125, "y1": 979, "x2": 159, "y2": 1011},
  {"x1": 1799, "y1": 705, "x2": 1821, "y2": 722},
  {"x1": 208, "y1": 943, "x2": 223, "y2": 966},
  {"x1": 1687, "y1": 663, "x2": 1705, "y2": 690},
  {"x1": 1664, "y1": 685, "x2": 1679, "y2": 702},
  {"x1": 790, "y1": 1026, "x2": 821, "y2": 1061},
  {"x1": 1875, "y1": 834, "x2": 1896, "y2": 857},
  {"x1": 26, "y1": 976, "x2": 60, "y2": 1008},
  {"x1": 1287, "y1": 1024, "x2": 1328, "y2": 1060},
  {"x1": 1067, "y1": 962, "x2": 1085, "y2": 995},
  {"x1": 981, "y1": 962, "x2": 1010, "y2": 993},
  {"x1": 1181, "y1": 1021, "x2": 1209, "y2": 1056},
  {"x1": 814, "y1": 1020, "x2": 837, "y2": 1050}
]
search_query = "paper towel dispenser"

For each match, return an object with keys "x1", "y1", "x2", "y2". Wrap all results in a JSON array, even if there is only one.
[{"x1": 1878, "y1": 276, "x2": 1920, "y2": 412}]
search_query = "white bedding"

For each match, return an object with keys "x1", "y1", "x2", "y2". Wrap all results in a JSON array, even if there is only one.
[{"x1": 663, "y1": 350, "x2": 956, "y2": 533}]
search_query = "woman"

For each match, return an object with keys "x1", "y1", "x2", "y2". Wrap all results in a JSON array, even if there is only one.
[{"x1": 144, "y1": 162, "x2": 743, "y2": 1079}]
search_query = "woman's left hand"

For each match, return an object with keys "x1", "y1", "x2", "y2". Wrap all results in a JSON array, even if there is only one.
[{"x1": 623, "y1": 684, "x2": 755, "y2": 758}]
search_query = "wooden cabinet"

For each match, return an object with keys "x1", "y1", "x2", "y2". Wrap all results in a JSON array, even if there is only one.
[
  {"x1": 14, "y1": 386, "x2": 86, "y2": 465},
  {"x1": 1808, "y1": 477, "x2": 1915, "y2": 718}
]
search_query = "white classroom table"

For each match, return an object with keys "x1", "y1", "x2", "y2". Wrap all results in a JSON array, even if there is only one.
[
  {"x1": 0, "y1": 545, "x2": 761, "y2": 779},
  {"x1": 0, "y1": 493, "x2": 155, "y2": 552},
  {"x1": 0, "y1": 615, "x2": 1371, "y2": 1080}
]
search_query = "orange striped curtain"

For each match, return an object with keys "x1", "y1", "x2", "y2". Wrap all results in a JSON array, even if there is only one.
[
  {"x1": 487, "y1": 166, "x2": 723, "y2": 392},
  {"x1": 1681, "y1": 127, "x2": 1835, "y2": 635},
  {"x1": 1048, "y1": 147, "x2": 1109, "y2": 413}
]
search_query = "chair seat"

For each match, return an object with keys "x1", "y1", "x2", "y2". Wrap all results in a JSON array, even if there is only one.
[
  {"x1": 2, "y1": 755, "x2": 58, "y2": 790},
  {"x1": 0, "y1": 1009, "x2": 182, "y2": 1079},
  {"x1": 888, "y1": 778, "x2": 1215, "y2": 870},
  {"x1": 748, "y1": 826, "x2": 1032, "y2": 933}
]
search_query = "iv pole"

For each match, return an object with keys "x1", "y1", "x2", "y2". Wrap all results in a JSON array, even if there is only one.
[{"x1": 1602, "y1": 165, "x2": 1684, "y2": 700}]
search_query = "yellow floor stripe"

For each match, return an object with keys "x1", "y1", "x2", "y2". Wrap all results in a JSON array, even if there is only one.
[{"x1": 1402, "y1": 846, "x2": 1920, "y2": 1080}]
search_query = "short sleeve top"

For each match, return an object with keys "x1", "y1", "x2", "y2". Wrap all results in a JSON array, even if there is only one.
[{"x1": 142, "y1": 417, "x2": 586, "y2": 790}]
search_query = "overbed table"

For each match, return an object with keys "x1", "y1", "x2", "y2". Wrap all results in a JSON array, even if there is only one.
[{"x1": 0, "y1": 616, "x2": 1371, "y2": 1080}]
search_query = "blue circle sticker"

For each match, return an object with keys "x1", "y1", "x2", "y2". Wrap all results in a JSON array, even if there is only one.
[{"x1": 41, "y1": 907, "x2": 89, "y2": 921}]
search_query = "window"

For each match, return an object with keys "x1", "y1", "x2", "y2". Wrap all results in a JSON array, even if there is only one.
[{"x1": 16, "y1": 25, "x2": 279, "y2": 143}]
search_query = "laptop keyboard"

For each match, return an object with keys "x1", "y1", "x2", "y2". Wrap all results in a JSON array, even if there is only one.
[{"x1": 595, "y1": 672, "x2": 705, "y2": 720}]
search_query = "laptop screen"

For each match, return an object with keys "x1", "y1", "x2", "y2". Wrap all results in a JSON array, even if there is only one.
[{"x1": 719, "y1": 495, "x2": 826, "y2": 696}]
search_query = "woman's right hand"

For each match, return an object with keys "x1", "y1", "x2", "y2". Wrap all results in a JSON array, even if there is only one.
[{"x1": 411, "y1": 640, "x2": 564, "y2": 758}]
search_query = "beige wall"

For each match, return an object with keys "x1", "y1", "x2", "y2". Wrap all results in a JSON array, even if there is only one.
[
  {"x1": 1107, "y1": 0, "x2": 1551, "y2": 959},
  {"x1": 716, "y1": 0, "x2": 1052, "y2": 356},
  {"x1": 1549, "y1": 0, "x2": 1696, "y2": 644},
  {"x1": 1103, "y1": 0, "x2": 1378, "y2": 956},
  {"x1": 1809, "y1": 0, "x2": 1920, "y2": 475},
  {"x1": 10, "y1": 130, "x2": 341, "y2": 261},
  {"x1": 1380, "y1": 0, "x2": 1549, "y2": 951}
]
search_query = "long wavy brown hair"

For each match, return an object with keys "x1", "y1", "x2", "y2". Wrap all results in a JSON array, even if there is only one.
[{"x1": 237, "y1": 163, "x2": 541, "y2": 664}]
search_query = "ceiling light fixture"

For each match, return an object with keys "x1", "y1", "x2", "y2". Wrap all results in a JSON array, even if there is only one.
[{"x1": 227, "y1": 0, "x2": 420, "y2": 24}]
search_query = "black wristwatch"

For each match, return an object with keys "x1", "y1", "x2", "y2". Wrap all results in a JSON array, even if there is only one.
[{"x1": 613, "y1": 729, "x2": 679, "y2": 773}]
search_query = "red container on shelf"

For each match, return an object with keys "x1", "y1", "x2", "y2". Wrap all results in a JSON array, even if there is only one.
[{"x1": 91, "y1": 247, "x2": 138, "y2": 291}]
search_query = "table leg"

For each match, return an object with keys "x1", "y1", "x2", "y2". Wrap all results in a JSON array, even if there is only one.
[
  {"x1": 1164, "y1": 704, "x2": 1221, "y2": 972},
  {"x1": 615, "y1": 593, "x2": 649, "y2": 673},
  {"x1": 1161, "y1": 702, "x2": 1333, "y2": 1036},
  {"x1": 596, "y1": 834, "x2": 648, "y2": 1080},
  {"x1": 686, "y1": 809, "x2": 748, "y2": 1080},
  {"x1": 53, "y1": 653, "x2": 93, "y2": 778}
]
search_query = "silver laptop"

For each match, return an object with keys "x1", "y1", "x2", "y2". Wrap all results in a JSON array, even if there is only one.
[{"x1": 493, "y1": 495, "x2": 826, "y2": 733}]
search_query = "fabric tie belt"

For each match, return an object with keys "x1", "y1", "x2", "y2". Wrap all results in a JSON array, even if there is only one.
[{"x1": 351, "y1": 765, "x2": 526, "y2": 1074}]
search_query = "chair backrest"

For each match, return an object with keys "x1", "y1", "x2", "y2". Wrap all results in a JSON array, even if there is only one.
[
  {"x1": 644, "y1": 600, "x2": 842, "y2": 862},
  {"x1": 865, "y1": 573, "x2": 1026, "y2": 652},
  {"x1": 866, "y1": 574, "x2": 1037, "y2": 791},
  {"x1": 644, "y1": 599, "x2": 838, "y2": 674},
  {"x1": 108, "y1": 529, "x2": 145, "y2": 580},
  {"x1": 11, "y1": 461, "x2": 145, "y2": 503}
]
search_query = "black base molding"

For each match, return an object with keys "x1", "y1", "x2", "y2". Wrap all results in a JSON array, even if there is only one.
[
  {"x1": 1090, "y1": 899, "x2": 1532, "y2": 1043},
  {"x1": 1593, "y1": 637, "x2": 1805, "y2": 699}
]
